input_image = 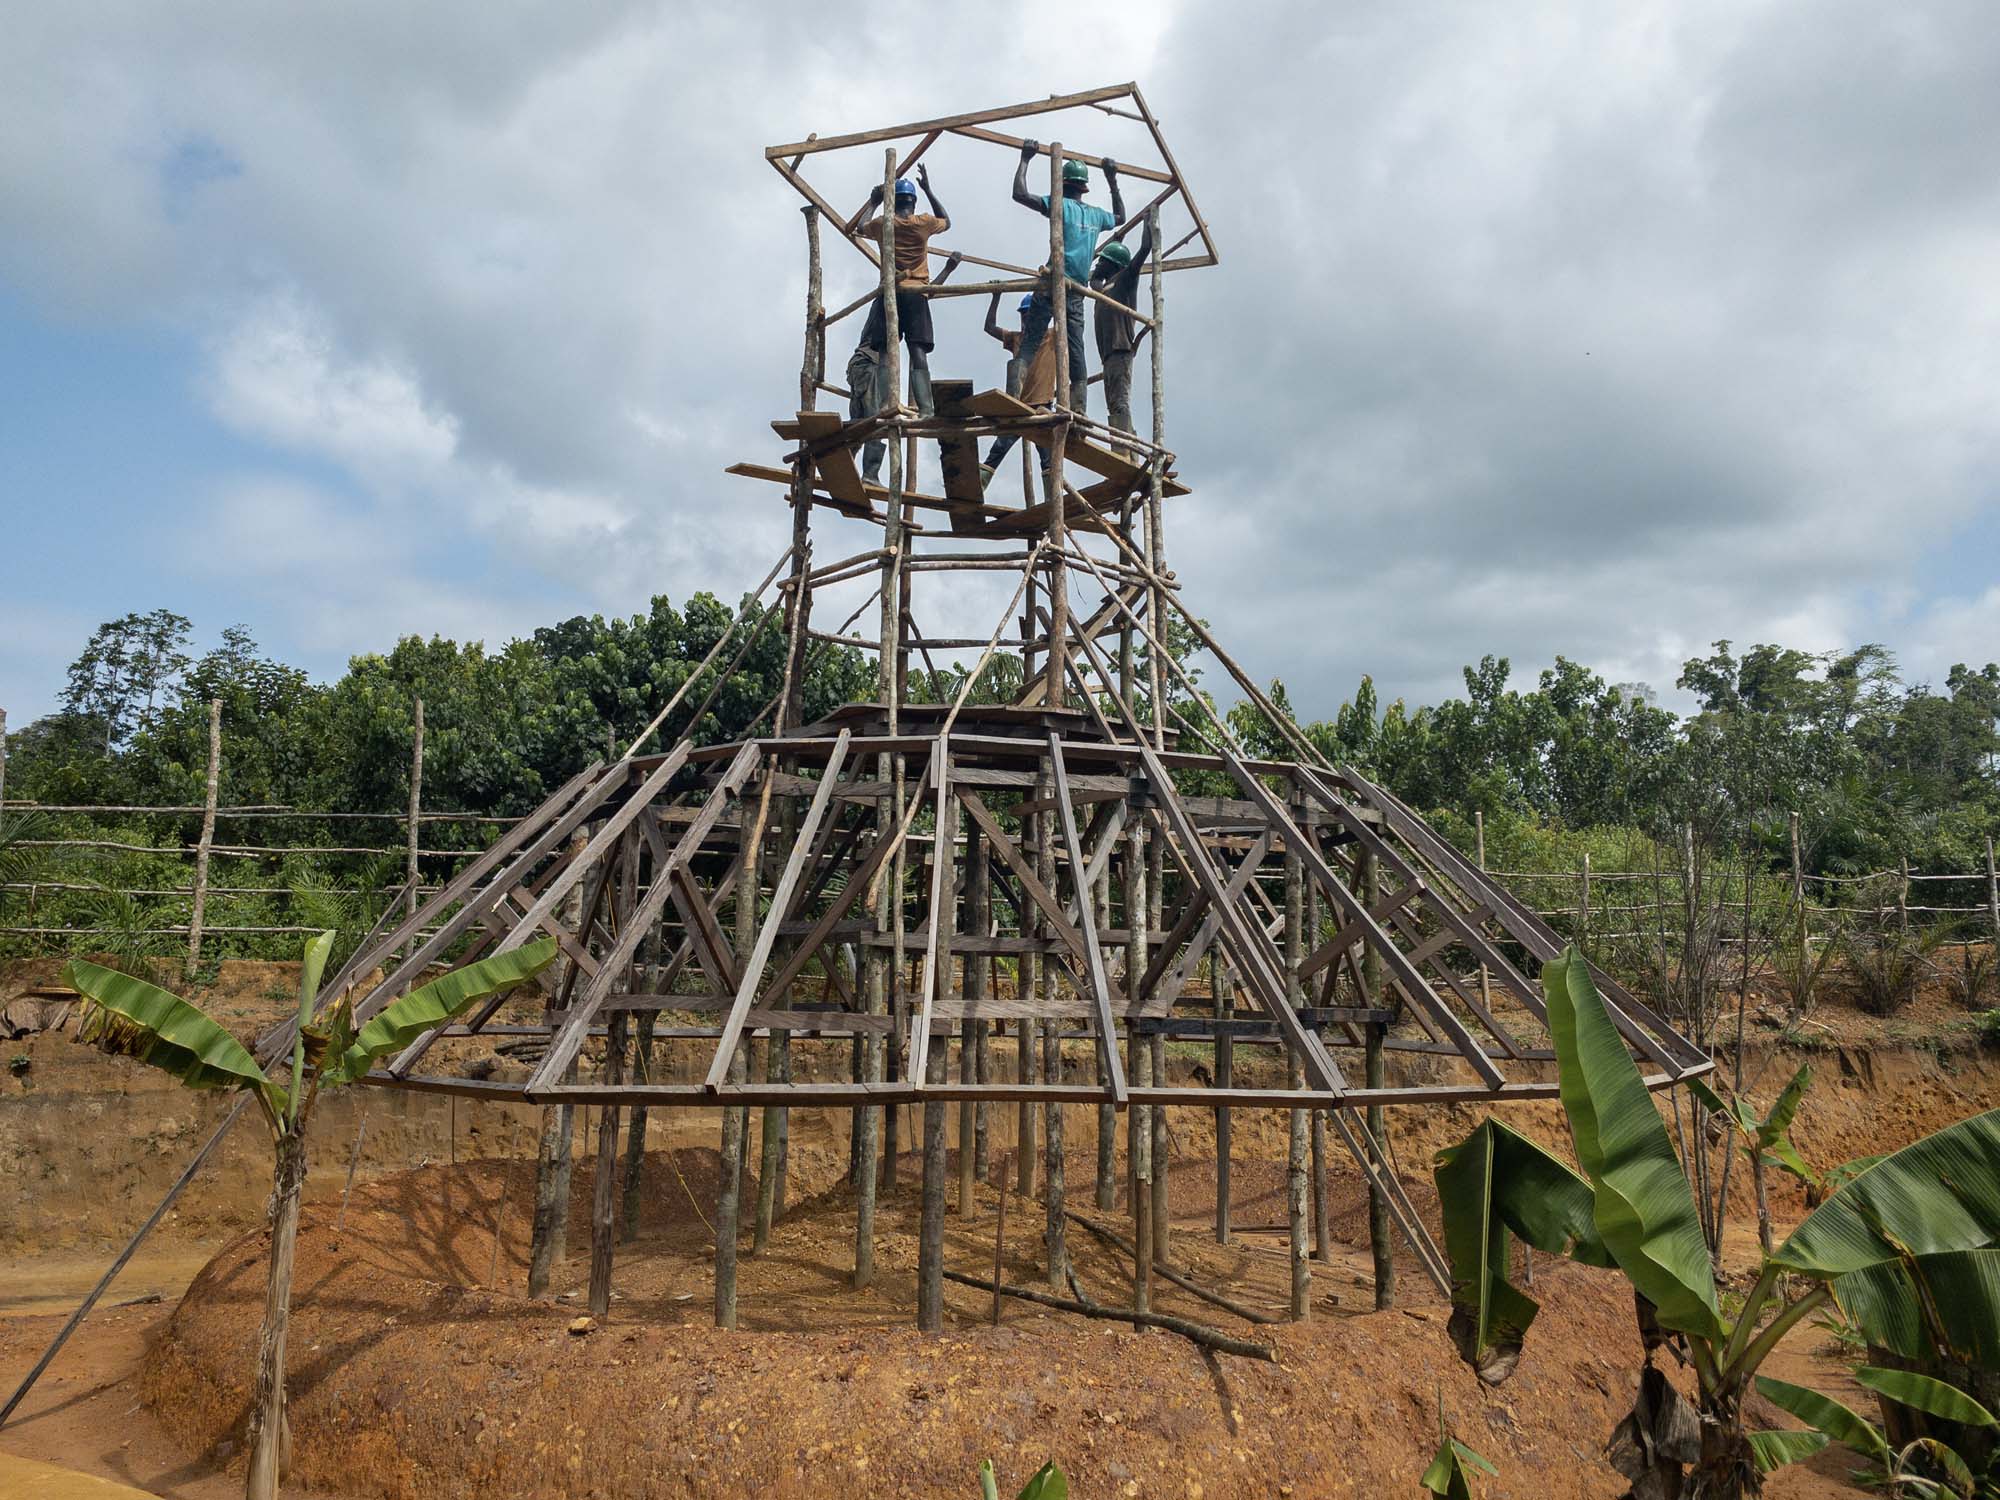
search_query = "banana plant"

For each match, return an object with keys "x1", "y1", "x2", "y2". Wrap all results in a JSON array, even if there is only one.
[
  {"x1": 1420, "y1": 1434, "x2": 1497, "y2": 1498},
  {"x1": 67, "y1": 932, "x2": 556, "y2": 1500},
  {"x1": 1433, "y1": 948, "x2": 2000, "y2": 1499},
  {"x1": 978, "y1": 1458, "x2": 1067, "y2": 1499},
  {"x1": 1758, "y1": 1366, "x2": 1996, "y2": 1497},
  {"x1": 1688, "y1": 1063, "x2": 1815, "y2": 1252}
]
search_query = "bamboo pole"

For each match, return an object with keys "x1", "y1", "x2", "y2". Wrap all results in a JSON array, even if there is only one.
[
  {"x1": 1474, "y1": 810, "x2": 1491, "y2": 1014},
  {"x1": 1130, "y1": 830, "x2": 1153, "y2": 1316},
  {"x1": 1285, "y1": 814, "x2": 1310, "y2": 1321},
  {"x1": 1144, "y1": 206, "x2": 1167, "y2": 752},
  {"x1": 1362, "y1": 846, "x2": 1394, "y2": 1309},
  {"x1": 1039, "y1": 762, "x2": 1067, "y2": 1286},
  {"x1": 1214, "y1": 952, "x2": 1233, "y2": 1244},
  {"x1": 183, "y1": 698, "x2": 221, "y2": 981}
]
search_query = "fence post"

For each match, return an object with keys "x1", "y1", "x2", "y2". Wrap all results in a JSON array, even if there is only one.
[
  {"x1": 184, "y1": 698, "x2": 222, "y2": 981},
  {"x1": 1579, "y1": 851, "x2": 1592, "y2": 944},
  {"x1": 1790, "y1": 810, "x2": 1811, "y2": 1005},
  {"x1": 1986, "y1": 836, "x2": 1998, "y2": 949},
  {"x1": 0, "y1": 706, "x2": 9, "y2": 813},
  {"x1": 1898, "y1": 857, "x2": 1910, "y2": 936},
  {"x1": 404, "y1": 697, "x2": 425, "y2": 945}
]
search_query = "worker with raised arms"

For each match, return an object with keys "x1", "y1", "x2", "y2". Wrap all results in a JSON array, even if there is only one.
[
  {"x1": 848, "y1": 164, "x2": 951, "y2": 485},
  {"x1": 1010, "y1": 139, "x2": 1123, "y2": 417}
]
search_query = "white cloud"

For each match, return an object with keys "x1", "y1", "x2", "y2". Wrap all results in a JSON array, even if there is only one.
[{"x1": 0, "y1": 0, "x2": 1996, "y2": 730}]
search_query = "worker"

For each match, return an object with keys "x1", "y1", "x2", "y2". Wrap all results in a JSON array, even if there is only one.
[
  {"x1": 1089, "y1": 217, "x2": 1153, "y2": 442},
  {"x1": 977, "y1": 292, "x2": 1055, "y2": 489},
  {"x1": 1010, "y1": 140, "x2": 1123, "y2": 415},
  {"x1": 851, "y1": 165, "x2": 951, "y2": 485}
]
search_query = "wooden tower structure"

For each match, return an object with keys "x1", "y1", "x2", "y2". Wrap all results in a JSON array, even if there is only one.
[{"x1": 317, "y1": 85, "x2": 1713, "y2": 1327}]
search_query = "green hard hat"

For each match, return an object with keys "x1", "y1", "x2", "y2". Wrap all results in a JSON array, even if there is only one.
[
  {"x1": 1062, "y1": 159, "x2": 1090, "y2": 186},
  {"x1": 1095, "y1": 240, "x2": 1133, "y2": 270}
]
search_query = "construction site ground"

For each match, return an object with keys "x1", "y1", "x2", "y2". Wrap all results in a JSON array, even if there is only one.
[{"x1": 4, "y1": 956, "x2": 1997, "y2": 1497}]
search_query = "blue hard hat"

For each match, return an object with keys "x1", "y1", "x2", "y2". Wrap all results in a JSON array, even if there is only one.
[
  {"x1": 894, "y1": 177, "x2": 917, "y2": 199},
  {"x1": 1018, "y1": 294, "x2": 1035, "y2": 312}
]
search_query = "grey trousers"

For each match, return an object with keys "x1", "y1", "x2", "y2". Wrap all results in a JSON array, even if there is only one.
[
  {"x1": 847, "y1": 342, "x2": 934, "y2": 486},
  {"x1": 1102, "y1": 351, "x2": 1135, "y2": 437}
]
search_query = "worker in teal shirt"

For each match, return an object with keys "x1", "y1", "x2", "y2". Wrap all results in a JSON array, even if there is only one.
[{"x1": 1010, "y1": 139, "x2": 1123, "y2": 416}]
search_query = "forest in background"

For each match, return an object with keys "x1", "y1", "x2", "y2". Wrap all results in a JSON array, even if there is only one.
[{"x1": 1, "y1": 599, "x2": 1996, "y2": 968}]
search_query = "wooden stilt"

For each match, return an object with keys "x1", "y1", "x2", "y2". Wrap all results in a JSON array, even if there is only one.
[
  {"x1": 1214, "y1": 953, "x2": 1233, "y2": 1244},
  {"x1": 1285, "y1": 817, "x2": 1311, "y2": 1322}
]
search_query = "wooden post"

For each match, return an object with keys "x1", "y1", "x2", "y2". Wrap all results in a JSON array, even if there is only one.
[
  {"x1": 1094, "y1": 851, "x2": 1117, "y2": 1212},
  {"x1": 1144, "y1": 205, "x2": 1167, "y2": 752},
  {"x1": 1307, "y1": 863, "x2": 1329, "y2": 1264},
  {"x1": 1361, "y1": 845, "x2": 1394, "y2": 1310},
  {"x1": 184, "y1": 698, "x2": 221, "y2": 981},
  {"x1": 404, "y1": 697, "x2": 424, "y2": 940},
  {"x1": 0, "y1": 707, "x2": 8, "y2": 815},
  {"x1": 1040, "y1": 761, "x2": 1066, "y2": 1286},
  {"x1": 991, "y1": 1180, "x2": 1008, "y2": 1327},
  {"x1": 1986, "y1": 836, "x2": 1999, "y2": 949},
  {"x1": 528, "y1": 830, "x2": 585, "y2": 1297},
  {"x1": 1285, "y1": 816, "x2": 1310, "y2": 1321},
  {"x1": 1791, "y1": 811, "x2": 1811, "y2": 1009},
  {"x1": 1129, "y1": 826, "x2": 1153, "y2": 1316},
  {"x1": 1043, "y1": 143, "x2": 1070, "y2": 707},
  {"x1": 588, "y1": 831, "x2": 637, "y2": 1318},
  {"x1": 1898, "y1": 856, "x2": 1910, "y2": 936},
  {"x1": 1579, "y1": 850, "x2": 1591, "y2": 946},
  {"x1": 717, "y1": 821, "x2": 760, "y2": 1326},
  {"x1": 918, "y1": 1028, "x2": 948, "y2": 1331},
  {"x1": 1214, "y1": 953, "x2": 1233, "y2": 1244},
  {"x1": 968, "y1": 819, "x2": 991, "y2": 1186}
]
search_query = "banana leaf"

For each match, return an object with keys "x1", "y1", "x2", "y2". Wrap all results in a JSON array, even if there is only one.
[
  {"x1": 66, "y1": 959, "x2": 283, "y2": 1114},
  {"x1": 1854, "y1": 1367, "x2": 1999, "y2": 1427},
  {"x1": 1755, "y1": 1374, "x2": 1893, "y2": 1467},
  {"x1": 1420, "y1": 1436, "x2": 1497, "y2": 1497},
  {"x1": 1774, "y1": 1110, "x2": 2000, "y2": 1362},
  {"x1": 1544, "y1": 948, "x2": 1723, "y2": 1340},
  {"x1": 322, "y1": 938, "x2": 558, "y2": 1085},
  {"x1": 1833, "y1": 1250, "x2": 2000, "y2": 1366},
  {"x1": 1433, "y1": 1117, "x2": 1609, "y2": 1381},
  {"x1": 289, "y1": 930, "x2": 335, "y2": 1120},
  {"x1": 1015, "y1": 1461, "x2": 1067, "y2": 1500},
  {"x1": 1746, "y1": 1428, "x2": 1830, "y2": 1473}
]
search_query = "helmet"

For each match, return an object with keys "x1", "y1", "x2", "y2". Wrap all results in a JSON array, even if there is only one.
[
  {"x1": 1018, "y1": 294, "x2": 1035, "y2": 313},
  {"x1": 1062, "y1": 159, "x2": 1089, "y2": 186},
  {"x1": 894, "y1": 176, "x2": 916, "y2": 199},
  {"x1": 1095, "y1": 240, "x2": 1133, "y2": 270}
]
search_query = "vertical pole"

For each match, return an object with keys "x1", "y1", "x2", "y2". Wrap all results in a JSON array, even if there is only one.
[
  {"x1": 1129, "y1": 827, "x2": 1153, "y2": 1316},
  {"x1": 1039, "y1": 759, "x2": 1066, "y2": 1286},
  {"x1": 1214, "y1": 953, "x2": 1233, "y2": 1244},
  {"x1": 184, "y1": 698, "x2": 221, "y2": 981},
  {"x1": 1094, "y1": 850, "x2": 1116, "y2": 1212},
  {"x1": 529, "y1": 831, "x2": 585, "y2": 1297},
  {"x1": 1285, "y1": 813, "x2": 1310, "y2": 1322},
  {"x1": 1898, "y1": 856, "x2": 1910, "y2": 936},
  {"x1": 1579, "y1": 850, "x2": 1592, "y2": 947},
  {"x1": 1133, "y1": 827, "x2": 1160, "y2": 1266},
  {"x1": 1043, "y1": 143, "x2": 1070, "y2": 709},
  {"x1": 1791, "y1": 810, "x2": 1809, "y2": 980},
  {"x1": 1144, "y1": 207, "x2": 1167, "y2": 752},
  {"x1": 404, "y1": 696, "x2": 424, "y2": 940},
  {"x1": 1016, "y1": 794, "x2": 1039, "y2": 1198},
  {"x1": 968, "y1": 819, "x2": 991, "y2": 1186},
  {"x1": 856, "y1": 146, "x2": 902, "y2": 1293},
  {"x1": 1306, "y1": 857, "x2": 1329, "y2": 1264},
  {"x1": 1, "y1": 706, "x2": 9, "y2": 816},
  {"x1": 918, "y1": 1018, "x2": 948, "y2": 1331},
  {"x1": 588, "y1": 832, "x2": 636, "y2": 1320},
  {"x1": 1362, "y1": 845, "x2": 1394, "y2": 1309},
  {"x1": 717, "y1": 811, "x2": 759, "y2": 1327},
  {"x1": 1986, "y1": 836, "x2": 1999, "y2": 950}
]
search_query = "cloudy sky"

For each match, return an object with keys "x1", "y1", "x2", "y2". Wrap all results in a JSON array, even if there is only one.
[{"x1": 4, "y1": 1, "x2": 1997, "y2": 728}]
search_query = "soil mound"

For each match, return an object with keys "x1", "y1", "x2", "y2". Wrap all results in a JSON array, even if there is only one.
[{"x1": 145, "y1": 1149, "x2": 1650, "y2": 1499}]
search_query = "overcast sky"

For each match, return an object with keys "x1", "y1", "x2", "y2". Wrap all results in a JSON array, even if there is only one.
[{"x1": 4, "y1": 1, "x2": 1997, "y2": 729}]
